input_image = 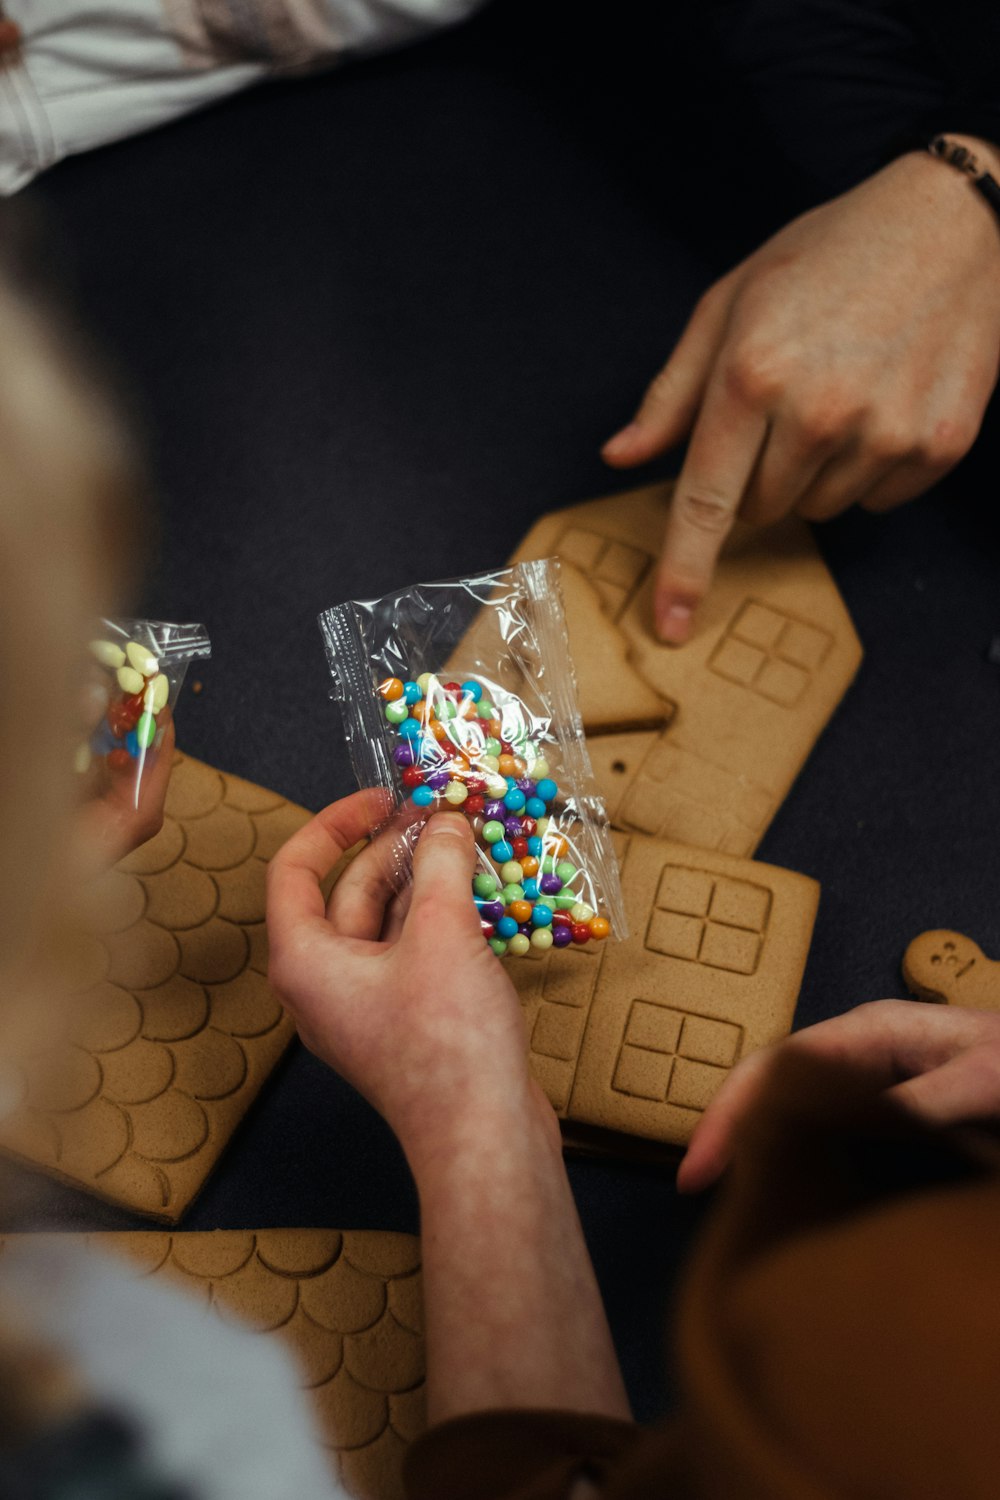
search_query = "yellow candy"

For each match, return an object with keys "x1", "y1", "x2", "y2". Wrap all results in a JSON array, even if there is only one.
[
  {"x1": 570, "y1": 901, "x2": 595, "y2": 923},
  {"x1": 126, "y1": 640, "x2": 159, "y2": 677},
  {"x1": 444, "y1": 780, "x2": 468, "y2": 805},
  {"x1": 416, "y1": 672, "x2": 436, "y2": 694},
  {"x1": 508, "y1": 933, "x2": 530, "y2": 956},
  {"x1": 144, "y1": 673, "x2": 169, "y2": 713},
  {"x1": 529, "y1": 757, "x2": 550, "y2": 779},
  {"x1": 116, "y1": 665, "x2": 144, "y2": 695},
  {"x1": 480, "y1": 755, "x2": 501, "y2": 774},
  {"x1": 530, "y1": 927, "x2": 554, "y2": 950},
  {"x1": 89, "y1": 639, "x2": 125, "y2": 670},
  {"x1": 485, "y1": 774, "x2": 508, "y2": 798}
]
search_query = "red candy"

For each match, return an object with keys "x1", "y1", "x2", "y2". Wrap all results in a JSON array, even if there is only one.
[
  {"x1": 466, "y1": 795, "x2": 484, "y2": 815},
  {"x1": 466, "y1": 774, "x2": 487, "y2": 795},
  {"x1": 107, "y1": 748, "x2": 132, "y2": 772},
  {"x1": 521, "y1": 817, "x2": 536, "y2": 836},
  {"x1": 480, "y1": 921, "x2": 496, "y2": 939},
  {"x1": 511, "y1": 837, "x2": 528, "y2": 860},
  {"x1": 551, "y1": 911, "x2": 572, "y2": 927},
  {"x1": 106, "y1": 705, "x2": 133, "y2": 738},
  {"x1": 443, "y1": 681, "x2": 461, "y2": 694},
  {"x1": 401, "y1": 767, "x2": 425, "y2": 788},
  {"x1": 571, "y1": 923, "x2": 591, "y2": 945}
]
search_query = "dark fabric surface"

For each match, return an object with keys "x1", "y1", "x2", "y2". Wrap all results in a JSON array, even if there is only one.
[{"x1": 5, "y1": 0, "x2": 999, "y2": 1425}]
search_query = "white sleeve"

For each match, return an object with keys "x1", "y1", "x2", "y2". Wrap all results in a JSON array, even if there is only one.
[{"x1": 0, "y1": 0, "x2": 488, "y2": 194}]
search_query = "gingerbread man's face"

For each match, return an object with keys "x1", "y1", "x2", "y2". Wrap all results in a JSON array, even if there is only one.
[{"x1": 902, "y1": 929, "x2": 982, "y2": 1002}]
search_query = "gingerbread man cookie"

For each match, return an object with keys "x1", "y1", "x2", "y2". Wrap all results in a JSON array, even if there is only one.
[{"x1": 902, "y1": 929, "x2": 1000, "y2": 1011}]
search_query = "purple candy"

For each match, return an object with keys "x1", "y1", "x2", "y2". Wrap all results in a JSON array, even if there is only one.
[
  {"x1": 484, "y1": 799, "x2": 505, "y2": 819},
  {"x1": 427, "y1": 769, "x2": 450, "y2": 791},
  {"x1": 504, "y1": 817, "x2": 523, "y2": 839},
  {"x1": 540, "y1": 874, "x2": 562, "y2": 896},
  {"x1": 518, "y1": 923, "x2": 531, "y2": 938},
  {"x1": 393, "y1": 743, "x2": 415, "y2": 766},
  {"x1": 552, "y1": 925, "x2": 573, "y2": 947},
  {"x1": 516, "y1": 778, "x2": 536, "y2": 796},
  {"x1": 481, "y1": 900, "x2": 505, "y2": 923}
]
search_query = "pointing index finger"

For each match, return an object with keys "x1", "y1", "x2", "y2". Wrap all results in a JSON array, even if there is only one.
[{"x1": 655, "y1": 381, "x2": 768, "y2": 643}]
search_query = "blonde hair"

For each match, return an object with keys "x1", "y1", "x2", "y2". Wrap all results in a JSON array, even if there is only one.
[
  {"x1": 0, "y1": 203, "x2": 141, "y2": 1444},
  {"x1": 0, "y1": 212, "x2": 138, "y2": 979}
]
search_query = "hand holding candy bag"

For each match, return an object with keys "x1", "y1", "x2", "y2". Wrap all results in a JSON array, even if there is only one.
[
  {"x1": 79, "y1": 618, "x2": 211, "y2": 811},
  {"x1": 320, "y1": 561, "x2": 626, "y2": 957}
]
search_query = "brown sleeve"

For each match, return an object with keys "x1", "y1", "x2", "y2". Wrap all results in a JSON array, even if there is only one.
[
  {"x1": 408, "y1": 1054, "x2": 1000, "y2": 1500},
  {"x1": 403, "y1": 1409, "x2": 664, "y2": 1500}
]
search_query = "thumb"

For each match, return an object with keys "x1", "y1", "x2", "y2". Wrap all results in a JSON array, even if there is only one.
[{"x1": 407, "y1": 812, "x2": 480, "y2": 941}]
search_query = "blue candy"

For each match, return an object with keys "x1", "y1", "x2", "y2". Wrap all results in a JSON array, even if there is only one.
[
  {"x1": 125, "y1": 730, "x2": 140, "y2": 758},
  {"x1": 411, "y1": 786, "x2": 435, "y2": 807},
  {"x1": 398, "y1": 718, "x2": 421, "y2": 739},
  {"x1": 522, "y1": 878, "x2": 539, "y2": 901},
  {"x1": 525, "y1": 797, "x2": 546, "y2": 819},
  {"x1": 403, "y1": 680, "x2": 422, "y2": 704},
  {"x1": 527, "y1": 836, "x2": 543, "y2": 857},
  {"x1": 536, "y1": 778, "x2": 558, "y2": 803},
  {"x1": 503, "y1": 788, "x2": 526, "y2": 812},
  {"x1": 491, "y1": 839, "x2": 514, "y2": 863},
  {"x1": 497, "y1": 915, "x2": 518, "y2": 939},
  {"x1": 531, "y1": 903, "x2": 553, "y2": 927},
  {"x1": 461, "y1": 679, "x2": 483, "y2": 702}
]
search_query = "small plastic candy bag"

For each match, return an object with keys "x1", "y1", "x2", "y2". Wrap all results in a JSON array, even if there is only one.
[
  {"x1": 79, "y1": 618, "x2": 211, "y2": 808},
  {"x1": 319, "y1": 560, "x2": 627, "y2": 958}
]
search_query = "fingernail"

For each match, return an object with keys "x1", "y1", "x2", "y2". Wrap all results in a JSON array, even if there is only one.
[
  {"x1": 656, "y1": 600, "x2": 693, "y2": 644},
  {"x1": 601, "y1": 422, "x2": 639, "y2": 457},
  {"x1": 425, "y1": 812, "x2": 470, "y2": 839}
]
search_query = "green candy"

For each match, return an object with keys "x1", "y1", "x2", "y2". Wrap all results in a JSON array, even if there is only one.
[
  {"x1": 482, "y1": 820, "x2": 505, "y2": 844},
  {"x1": 477, "y1": 700, "x2": 494, "y2": 719},
  {"x1": 541, "y1": 856, "x2": 558, "y2": 874},
  {"x1": 489, "y1": 938, "x2": 508, "y2": 957},
  {"x1": 437, "y1": 700, "x2": 457, "y2": 721},
  {"x1": 502, "y1": 883, "x2": 525, "y2": 904},
  {"x1": 385, "y1": 700, "x2": 409, "y2": 724},
  {"x1": 473, "y1": 873, "x2": 498, "y2": 898},
  {"x1": 555, "y1": 861, "x2": 578, "y2": 883},
  {"x1": 554, "y1": 895, "x2": 577, "y2": 910},
  {"x1": 484, "y1": 737, "x2": 502, "y2": 757},
  {"x1": 136, "y1": 711, "x2": 157, "y2": 749}
]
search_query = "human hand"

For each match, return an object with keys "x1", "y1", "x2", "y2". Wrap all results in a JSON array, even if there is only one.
[
  {"x1": 74, "y1": 714, "x2": 176, "y2": 869},
  {"x1": 603, "y1": 141, "x2": 1000, "y2": 642},
  {"x1": 678, "y1": 998, "x2": 1000, "y2": 1194},
  {"x1": 266, "y1": 794, "x2": 555, "y2": 1161}
]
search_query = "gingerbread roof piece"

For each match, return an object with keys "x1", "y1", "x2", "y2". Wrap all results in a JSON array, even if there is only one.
[
  {"x1": 0, "y1": 1229, "x2": 424, "y2": 1500},
  {"x1": 0, "y1": 753, "x2": 308, "y2": 1221}
]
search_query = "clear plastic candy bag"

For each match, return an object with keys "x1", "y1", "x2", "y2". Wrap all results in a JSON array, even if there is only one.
[
  {"x1": 79, "y1": 618, "x2": 211, "y2": 808},
  {"x1": 319, "y1": 560, "x2": 627, "y2": 958}
]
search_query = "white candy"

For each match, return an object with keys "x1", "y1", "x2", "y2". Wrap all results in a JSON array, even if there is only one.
[
  {"x1": 126, "y1": 640, "x2": 159, "y2": 677},
  {"x1": 89, "y1": 639, "x2": 125, "y2": 670},
  {"x1": 144, "y1": 673, "x2": 169, "y2": 713},
  {"x1": 73, "y1": 742, "x2": 92, "y2": 775},
  {"x1": 117, "y1": 665, "x2": 144, "y2": 695}
]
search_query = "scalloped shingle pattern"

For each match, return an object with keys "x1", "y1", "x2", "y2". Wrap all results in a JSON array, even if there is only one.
[
  {"x1": 0, "y1": 754, "x2": 308, "y2": 1220},
  {"x1": 0, "y1": 1229, "x2": 425, "y2": 1500}
]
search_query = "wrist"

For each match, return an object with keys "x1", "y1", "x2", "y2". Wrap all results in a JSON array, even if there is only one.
[{"x1": 402, "y1": 1082, "x2": 562, "y2": 1188}]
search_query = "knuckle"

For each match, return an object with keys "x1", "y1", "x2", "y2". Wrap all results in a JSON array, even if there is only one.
[
  {"x1": 675, "y1": 487, "x2": 736, "y2": 536},
  {"x1": 724, "y1": 343, "x2": 785, "y2": 408},
  {"x1": 865, "y1": 421, "x2": 916, "y2": 464},
  {"x1": 925, "y1": 415, "x2": 978, "y2": 468},
  {"x1": 794, "y1": 397, "x2": 859, "y2": 449}
]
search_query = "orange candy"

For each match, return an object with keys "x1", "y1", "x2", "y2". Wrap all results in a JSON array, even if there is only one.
[
  {"x1": 431, "y1": 721, "x2": 448, "y2": 742},
  {"x1": 378, "y1": 677, "x2": 404, "y2": 701},
  {"x1": 589, "y1": 916, "x2": 610, "y2": 941},
  {"x1": 548, "y1": 836, "x2": 569, "y2": 858},
  {"x1": 498, "y1": 754, "x2": 521, "y2": 777},
  {"x1": 487, "y1": 718, "x2": 503, "y2": 739},
  {"x1": 508, "y1": 899, "x2": 532, "y2": 924},
  {"x1": 520, "y1": 856, "x2": 539, "y2": 877}
]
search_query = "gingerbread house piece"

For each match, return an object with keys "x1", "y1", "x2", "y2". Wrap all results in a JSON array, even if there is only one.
[
  {"x1": 0, "y1": 1230, "x2": 425, "y2": 1500},
  {"x1": 0, "y1": 754, "x2": 306, "y2": 1221},
  {"x1": 508, "y1": 481, "x2": 863, "y2": 856},
  {"x1": 514, "y1": 831, "x2": 819, "y2": 1149}
]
